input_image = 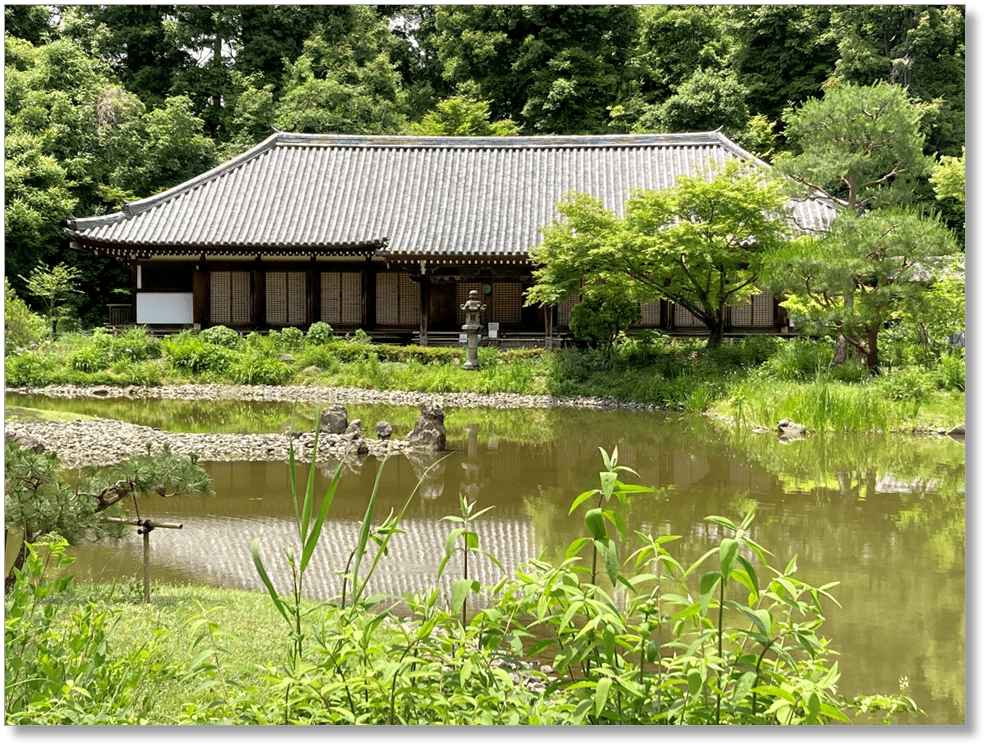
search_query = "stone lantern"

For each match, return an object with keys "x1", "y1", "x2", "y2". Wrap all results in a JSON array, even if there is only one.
[{"x1": 460, "y1": 289, "x2": 486, "y2": 370}]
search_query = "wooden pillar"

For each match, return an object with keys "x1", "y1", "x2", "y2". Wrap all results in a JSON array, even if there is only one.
[
  {"x1": 419, "y1": 275, "x2": 430, "y2": 346},
  {"x1": 310, "y1": 258, "x2": 321, "y2": 327},
  {"x1": 193, "y1": 260, "x2": 209, "y2": 328},
  {"x1": 364, "y1": 260, "x2": 376, "y2": 330},
  {"x1": 253, "y1": 256, "x2": 265, "y2": 329}
]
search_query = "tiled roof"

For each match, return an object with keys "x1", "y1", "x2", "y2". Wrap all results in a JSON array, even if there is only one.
[{"x1": 66, "y1": 130, "x2": 837, "y2": 260}]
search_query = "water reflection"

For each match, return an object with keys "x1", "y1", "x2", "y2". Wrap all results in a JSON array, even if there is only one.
[{"x1": 7, "y1": 395, "x2": 964, "y2": 725}]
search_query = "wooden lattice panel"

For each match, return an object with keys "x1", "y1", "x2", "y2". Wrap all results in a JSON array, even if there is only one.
[
  {"x1": 673, "y1": 303, "x2": 705, "y2": 328},
  {"x1": 210, "y1": 271, "x2": 251, "y2": 325},
  {"x1": 637, "y1": 300, "x2": 663, "y2": 327},
  {"x1": 321, "y1": 272, "x2": 363, "y2": 326},
  {"x1": 729, "y1": 292, "x2": 775, "y2": 329},
  {"x1": 489, "y1": 282, "x2": 522, "y2": 324},
  {"x1": 266, "y1": 271, "x2": 307, "y2": 325},
  {"x1": 751, "y1": 292, "x2": 775, "y2": 327},
  {"x1": 557, "y1": 294, "x2": 580, "y2": 326},
  {"x1": 376, "y1": 273, "x2": 420, "y2": 327}
]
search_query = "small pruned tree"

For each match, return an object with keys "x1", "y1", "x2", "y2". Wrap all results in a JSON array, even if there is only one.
[
  {"x1": 526, "y1": 159, "x2": 791, "y2": 348},
  {"x1": 4, "y1": 442, "x2": 211, "y2": 590},
  {"x1": 19, "y1": 262, "x2": 81, "y2": 338}
]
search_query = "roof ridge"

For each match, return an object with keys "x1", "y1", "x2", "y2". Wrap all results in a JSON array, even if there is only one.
[{"x1": 271, "y1": 130, "x2": 731, "y2": 150}]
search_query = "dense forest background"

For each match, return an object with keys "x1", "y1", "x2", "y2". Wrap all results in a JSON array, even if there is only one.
[{"x1": 3, "y1": 4, "x2": 966, "y2": 327}]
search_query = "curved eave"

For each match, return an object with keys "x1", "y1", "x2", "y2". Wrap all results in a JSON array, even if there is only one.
[{"x1": 66, "y1": 232, "x2": 387, "y2": 260}]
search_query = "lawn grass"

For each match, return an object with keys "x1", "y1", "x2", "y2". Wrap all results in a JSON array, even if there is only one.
[{"x1": 4, "y1": 328, "x2": 966, "y2": 433}]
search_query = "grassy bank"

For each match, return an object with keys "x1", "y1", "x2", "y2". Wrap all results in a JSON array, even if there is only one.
[{"x1": 3, "y1": 325, "x2": 965, "y2": 432}]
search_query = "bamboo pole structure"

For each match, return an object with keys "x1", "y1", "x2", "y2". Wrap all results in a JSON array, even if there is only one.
[{"x1": 103, "y1": 518, "x2": 183, "y2": 603}]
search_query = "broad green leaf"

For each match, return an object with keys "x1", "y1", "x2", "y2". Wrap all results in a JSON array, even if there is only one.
[
  {"x1": 594, "y1": 538, "x2": 620, "y2": 586},
  {"x1": 730, "y1": 670, "x2": 757, "y2": 707},
  {"x1": 569, "y1": 489, "x2": 599, "y2": 514},
  {"x1": 594, "y1": 677, "x2": 612, "y2": 718},
  {"x1": 705, "y1": 515, "x2": 736, "y2": 530},
  {"x1": 565, "y1": 537, "x2": 590, "y2": 559},
  {"x1": 584, "y1": 507, "x2": 608, "y2": 540},
  {"x1": 719, "y1": 537, "x2": 738, "y2": 581},
  {"x1": 686, "y1": 669, "x2": 703, "y2": 696},
  {"x1": 818, "y1": 703, "x2": 851, "y2": 723},
  {"x1": 450, "y1": 578, "x2": 471, "y2": 615},
  {"x1": 699, "y1": 569, "x2": 721, "y2": 614},
  {"x1": 601, "y1": 507, "x2": 626, "y2": 543},
  {"x1": 600, "y1": 471, "x2": 617, "y2": 502}
]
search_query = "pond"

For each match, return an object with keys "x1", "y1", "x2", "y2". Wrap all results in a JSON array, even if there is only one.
[{"x1": 5, "y1": 394, "x2": 966, "y2": 725}]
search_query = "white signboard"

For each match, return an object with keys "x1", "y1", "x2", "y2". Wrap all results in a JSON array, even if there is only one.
[{"x1": 136, "y1": 292, "x2": 194, "y2": 325}]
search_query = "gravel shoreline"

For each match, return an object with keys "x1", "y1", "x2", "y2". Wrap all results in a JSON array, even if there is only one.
[
  {"x1": 5, "y1": 383, "x2": 657, "y2": 411},
  {"x1": 3, "y1": 384, "x2": 656, "y2": 469}
]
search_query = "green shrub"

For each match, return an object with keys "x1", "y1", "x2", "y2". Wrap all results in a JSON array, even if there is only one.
[
  {"x1": 323, "y1": 338, "x2": 374, "y2": 362},
  {"x1": 879, "y1": 366, "x2": 936, "y2": 402},
  {"x1": 163, "y1": 334, "x2": 235, "y2": 375},
  {"x1": 3, "y1": 349, "x2": 60, "y2": 387},
  {"x1": 5, "y1": 537, "x2": 162, "y2": 725},
  {"x1": 759, "y1": 338, "x2": 831, "y2": 381},
  {"x1": 4, "y1": 278, "x2": 48, "y2": 355},
  {"x1": 228, "y1": 354, "x2": 291, "y2": 385},
  {"x1": 305, "y1": 321, "x2": 334, "y2": 346},
  {"x1": 199, "y1": 325, "x2": 241, "y2": 349},
  {"x1": 500, "y1": 347, "x2": 547, "y2": 362},
  {"x1": 829, "y1": 360, "x2": 871, "y2": 383},
  {"x1": 933, "y1": 352, "x2": 965, "y2": 392},
  {"x1": 377, "y1": 343, "x2": 460, "y2": 365},
  {"x1": 269, "y1": 326, "x2": 304, "y2": 351}
]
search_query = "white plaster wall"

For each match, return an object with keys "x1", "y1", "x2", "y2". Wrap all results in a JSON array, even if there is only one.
[{"x1": 136, "y1": 292, "x2": 194, "y2": 324}]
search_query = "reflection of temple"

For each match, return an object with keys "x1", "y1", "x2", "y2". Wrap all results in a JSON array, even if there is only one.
[{"x1": 103, "y1": 514, "x2": 537, "y2": 604}]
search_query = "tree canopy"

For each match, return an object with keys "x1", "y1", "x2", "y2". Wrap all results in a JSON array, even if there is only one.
[
  {"x1": 765, "y1": 207, "x2": 960, "y2": 373},
  {"x1": 3, "y1": 4, "x2": 964, "y2": 327},
  {"x1": 526, "y1": 160, "x2": 792, "y2": 348}
]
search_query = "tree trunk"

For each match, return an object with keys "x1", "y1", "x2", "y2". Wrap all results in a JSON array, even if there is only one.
[
  {"x1": 831, "y1": 334, "x2": 848, "y2": 366},
  {"x1": 866, "y1": 325, "x2": 880, "y2": 375},
  {"x1": 705, "y1": 318, "x2": 725, "y2": 349}
]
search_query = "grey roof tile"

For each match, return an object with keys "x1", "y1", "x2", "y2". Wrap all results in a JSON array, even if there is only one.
[{"x1": 67, "y1": 130, "x2": 837, "y2": 258}]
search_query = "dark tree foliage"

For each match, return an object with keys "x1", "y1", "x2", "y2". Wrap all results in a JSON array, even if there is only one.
[
  {"x1": 829, "y1": 4, "x2": 965, "y2": 158},
  {"x1": 726, "y1": 5, "x2": 839, "y2": 139},
  {"x1": 3, "y1": 4, "x2": 54, "y2": 45},
  {"x1": 433, "y1": 4, "x2": 640, "y2": 134}
]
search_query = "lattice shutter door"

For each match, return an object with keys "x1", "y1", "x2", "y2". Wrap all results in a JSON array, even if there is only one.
[
  {"x1": 730, "y1": 296, "x2": 754, "y2": 328},
  {"x1": 673, "y1": 304, "x2": 704, "y2": 328},
  {"x1": 638, "y1": 301, "x2": 663, "y2": 327},
  {"x1": 376, "y1": 274, "x2": 398, "y2": 325},
  {"x1": 210, "y1": 271, "x2": 251, "y2": 325},
  {"x1": 398, "y1": 274, "x2": 421, "y2": 326},
  {"x1": 340, "y1": 272, "x2": 362, "y2": 325},
  {"x1": 321, "y1": 272, "x2": 363, "y2": 326},
  {"x1": 456, "y1": 283, "x2": 485, "y2": 326},
  {"x1": 557, "y1": 294, "x2": 580, "y2": 326},
  {"x1": 751, "y1": 292, "x2": 775, "y2": 327},
  {"x1": 266, "y1": 271, "x2": 307, "y2": 325},
  {"x1": 490, "y1": 282, "x2": 522, "y2": 324},
  {"x1": 321, "y1": 273, "x2": 341, "y2": 324},
  {"x1": 210, "y1": 272, "x2": 230, "y2": 323}
]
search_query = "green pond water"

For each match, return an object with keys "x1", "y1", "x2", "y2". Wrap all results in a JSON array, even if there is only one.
[{"x1": 4, "y1": 394, "x2": 966, "y2": 725}]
